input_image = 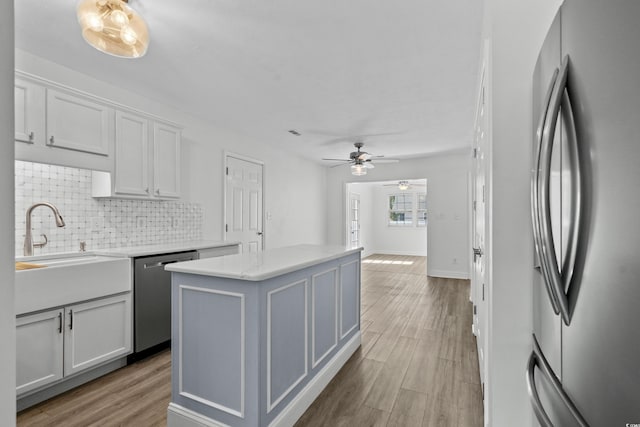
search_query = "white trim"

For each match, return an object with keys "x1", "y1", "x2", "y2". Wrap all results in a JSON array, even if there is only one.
[
  {"x1": 223, "y1": 152, "x2": 266, "y2": 250},
  {"x1": 167, "y1": 403, "x2": 231, "y2": 427},
  {"x1": 428, "y1": 270, "x2": 470, "y2": 280},
  {"x1": 268, "y1": 332, "x2": 361, "y2": 427},
  {"x1": 178, "y1": 285, "x2": 245, "y2": 419},
  {"x1": 339, "y1": 260, "x2": 360, "y2": 339},
  {"x1": 267, "y1": 280, "x2": 308, "y2": 413},
  {"x1": 311, "y1": 268, "x2": 338, "y2": 369}
]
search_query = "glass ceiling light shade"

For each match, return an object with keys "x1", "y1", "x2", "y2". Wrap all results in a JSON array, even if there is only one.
[
  {"x1": 77, "y1": 0, "x2": 149, "y2": 58},
  {"x1": 351, "y1": 163, "x2": 367, "y2": 176},
  {"x1": 398, "y1": 181, "x2": 410, "y2": 190}
]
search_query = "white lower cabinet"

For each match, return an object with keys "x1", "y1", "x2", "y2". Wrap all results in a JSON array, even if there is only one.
[
  {"x1": 16, "y1": 309, "x2": 64, "y2": 395},
  {"x1": 16, "y1": 293, "x2": 132, "y2": 396},
  {"x1": 64, "y1": 293, "x2": 132, "y2": 376}
]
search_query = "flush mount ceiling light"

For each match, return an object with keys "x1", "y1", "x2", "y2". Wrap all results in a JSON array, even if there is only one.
[{"x1": 77, "y1": 0, "x2": 149, "y2": 58}]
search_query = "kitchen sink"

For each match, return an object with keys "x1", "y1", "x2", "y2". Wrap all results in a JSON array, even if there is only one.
[
  {"x1": 15, "y1": 253, "x2": 132, "y2": 315},
  {"x1": 19, "y1": 255, "x2": 111, "y2": 268}
]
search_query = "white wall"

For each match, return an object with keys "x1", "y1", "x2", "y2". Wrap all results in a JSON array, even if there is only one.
[
  {"x1": 482, "y1": 0, "x2": 562, "y2": 425},
  {"x1": 327, "y1": 151, "x2": 470, "y2": 279},
  {"x1": 371, "y1": 186, "x2": 427, "y2": 256},
  {"x1": 1, "y1": 4, "x2": 16, "y2": 425},
  {"x1": 15, "y1": 50, "x2": 328, "y2": 250}
]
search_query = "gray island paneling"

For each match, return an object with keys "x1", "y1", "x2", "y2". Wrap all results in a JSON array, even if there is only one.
[{"x1": 166, "y1": 245, "x2": 363, "y2": 427}]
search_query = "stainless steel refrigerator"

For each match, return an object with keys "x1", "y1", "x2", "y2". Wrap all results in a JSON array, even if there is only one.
[{"x1": 529, "y1": 1, "x2": 640, "y2": 425}]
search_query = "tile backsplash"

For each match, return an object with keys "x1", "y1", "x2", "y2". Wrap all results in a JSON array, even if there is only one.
[{"x1": 15, "y1": 161, "x2": 203, "y2": 256}]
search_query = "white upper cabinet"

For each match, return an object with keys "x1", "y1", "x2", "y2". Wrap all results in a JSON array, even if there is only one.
[
  {"x1": 114, "y1": 110, "x2": 150, "y2": 196},
  {"x1": 153, "y1": 122, "x2": 181, "y2": 198},
  {"x1": 14, "y1": 77, "x2": 45, "y2": 145},
  {"x1": 15, "y1": 73, "x2": 183, "y2": 199},
  {"x1": 46, "y1": 89, "x2": 111, "y2": 156}
]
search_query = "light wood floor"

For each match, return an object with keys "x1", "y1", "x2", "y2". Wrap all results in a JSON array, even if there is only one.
[{"x1": 18, "y1": 254, "x2": 483, "y2": 427}]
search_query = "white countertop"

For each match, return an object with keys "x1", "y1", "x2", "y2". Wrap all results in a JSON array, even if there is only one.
[
  {"x1": 95, "y1": 240, "x2": 240, "y2": 257},
  {"x1": 166, "y1": 244, "x2": 363, "y2": 281}
]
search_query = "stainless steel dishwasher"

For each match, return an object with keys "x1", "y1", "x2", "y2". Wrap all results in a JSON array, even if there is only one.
[{"x1": 133, "y1": 251, "x2": 198, "y2": 356}]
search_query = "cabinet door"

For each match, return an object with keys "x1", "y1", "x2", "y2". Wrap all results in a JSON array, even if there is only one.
[
  {"x1": 153, "y1": 122, "x2": 181, "y2": 198},
  {"x1": 14, "y1": 78, "x2": 45, "y2": 145},
  {"x1": 64, "y1": 293, "x2": 132, "y2": 376},
  {"x1": 115, "y1": 111, "x2": 150, "y2": 196},
  {"x1": 46, "y1": 89, "x2": 111, "y2": 156},
  {"x1": 16, "y1": 309, "x2": 64, "y2": 395}
]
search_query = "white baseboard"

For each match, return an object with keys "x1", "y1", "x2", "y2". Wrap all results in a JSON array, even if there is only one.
[
  {"x1": 428, "y1": 269, "x2": 469, "y2": 280},
  {"x1": 167, "y1": 332, "x2": 361, "y2": 427},
  {"x1": 269, "y1": 332, "x2": 361, "y2": 427},
  {"x1": 167, "y1": 403, "x2": 230, "y2": 427}
]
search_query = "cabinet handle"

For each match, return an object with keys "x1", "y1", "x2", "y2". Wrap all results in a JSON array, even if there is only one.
[
  {"x1": 28, "y1": 131, "x2": 34, "y2": 142},
  {"x1": 69, "y1": 310, "x2": 73, "y2": 330},
  {"x1": 49, "y1": 136, "x2": 55, "y2": 145},
  {"x1": 58, "y1": 312, "x2": 62, "y2": 334},
  {"x1": 145, "y1": 187, "x2": 149, "y2": 193}
]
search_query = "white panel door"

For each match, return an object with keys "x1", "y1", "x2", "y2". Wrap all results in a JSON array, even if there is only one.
[
  {"x1": 225, "y1": 155, "x2": 264, "y2": 253},
  {"x1": 64, "y1": 293, "x2": 132, "y2": 376},
  {"x1": 472, "y1": 63, "x2": 489, "y2": 389},
  {"x1": 16, "y1": 309, "x2": 64, "y2": 395},
  {"x1": 14, "y1": 78, "x2": 45, "y2": 145},
  {"x1": 348, "y1": 193, "x2": 361, "y2": 248},
  {"x1": 46, "y1": 89, "x2": 111, "y2": 155},
  {"x1": 115, "y1": 110, "x2": 149, "y2": 196},
  {"x1": 153, "y1": 122, "x2": 181, "y2": 198}
]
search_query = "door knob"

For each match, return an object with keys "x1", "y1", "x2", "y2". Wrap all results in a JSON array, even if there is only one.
[{"x1": 257, "y1": 231, "x2": 263, "y2": 236}]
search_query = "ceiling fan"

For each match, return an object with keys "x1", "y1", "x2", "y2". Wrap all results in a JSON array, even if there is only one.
[
  {"x1": 383, "y1": 180, "x2": 427, "y2": 190},
  {"x1": 322, "y1": 142, "x2": 399, "y2": 176}
]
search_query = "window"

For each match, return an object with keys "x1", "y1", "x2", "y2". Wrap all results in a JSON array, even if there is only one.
[
  {"x1": 388, "y1": 192, "x2": 427, "y2": 227},
  {"x1": 388, "y1": 193, "x2": 413, "y2": 226}
]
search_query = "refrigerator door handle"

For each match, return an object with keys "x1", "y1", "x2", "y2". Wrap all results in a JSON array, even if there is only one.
[
  {"x1": 526, "y1": 335, "x2": 590, "y2": 427},
  {"x1": 538, "y1": 55, "x2": 581, "y2": 326},
  {"x1": 532, "y1": 66, "x2": 561, "y2": 315}
]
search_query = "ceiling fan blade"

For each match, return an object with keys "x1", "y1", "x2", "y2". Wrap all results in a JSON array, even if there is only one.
[
  {"x1": 372, "y1": 159, "x2": 400, "y2": 164},
  {"x1": 330, "y1": 163, "x2": 351, "y2": 168},
  {"x1": 322, "y1": 158, "x2": 351, "y2": 162}
]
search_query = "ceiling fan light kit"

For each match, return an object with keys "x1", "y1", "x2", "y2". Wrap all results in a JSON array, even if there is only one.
[
  {"x1": 77, "y1": 0, "x2": 149, "y2": 58},
  {"x1": 322, "y1": 142, "x2": 399, "y2": 176},
  {"x1": 351, "y1": 163, "x2": 367, "y2": 176}
]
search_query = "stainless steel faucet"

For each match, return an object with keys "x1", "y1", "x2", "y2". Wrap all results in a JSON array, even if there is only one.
[{"x1": 23, "y1": 202, "x2": 66, "y2": 256}]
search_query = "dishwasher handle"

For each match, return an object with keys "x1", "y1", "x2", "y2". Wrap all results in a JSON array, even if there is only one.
[{"x1": 143, "y1": 259, "x2": 193, "y2": 269}]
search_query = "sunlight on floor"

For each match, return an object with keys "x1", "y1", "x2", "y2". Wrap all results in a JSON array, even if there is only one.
[{"x1": 362, "y1": 259, "x2": 414, "y2": 265}]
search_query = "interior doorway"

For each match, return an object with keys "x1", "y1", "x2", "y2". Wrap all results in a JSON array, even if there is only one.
[{"x1": 345, "y1": 179, "x2": 427, "y2": 261}]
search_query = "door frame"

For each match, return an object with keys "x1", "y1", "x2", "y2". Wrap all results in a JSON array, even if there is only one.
[{"x1": 223, "y1": 151, "x2": 266, "y2": 250}]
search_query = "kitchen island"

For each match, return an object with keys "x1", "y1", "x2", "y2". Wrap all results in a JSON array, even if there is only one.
[{"x1": 165, "y1": 244, "x2": 363, "y2": 427}]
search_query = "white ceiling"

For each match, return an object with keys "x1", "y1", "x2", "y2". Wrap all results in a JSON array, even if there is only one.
[{"x1": 15, "y1": 0, "x2": 483, "y2": 163}]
